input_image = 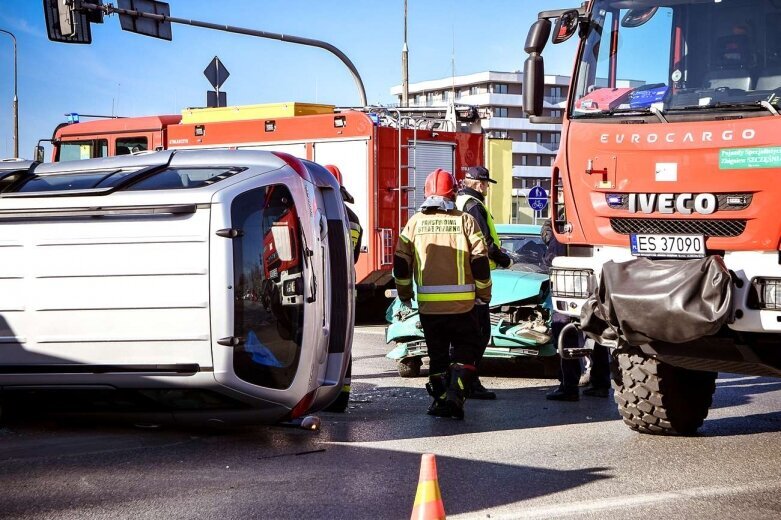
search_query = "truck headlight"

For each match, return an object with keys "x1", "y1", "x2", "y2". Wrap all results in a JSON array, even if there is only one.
[
  {"x1": 550, "y1": 268, "x2": 594, "y2": 299},
  {"x1": 750, "y1": 277, "x2": 781, "y2": 310}
]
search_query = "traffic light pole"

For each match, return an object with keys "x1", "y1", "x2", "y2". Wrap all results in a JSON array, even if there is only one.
[
  {"x1": 0, "y1": 29, "x2": 18, "y2": 158},
  {"x1": 81, "y1": 2, "x2": 368, "y2": 106}
]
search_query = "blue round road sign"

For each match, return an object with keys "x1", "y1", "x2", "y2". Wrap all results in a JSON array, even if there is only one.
[{"x1": 528, "y1": 186, "x2": 549, "y2": 211}]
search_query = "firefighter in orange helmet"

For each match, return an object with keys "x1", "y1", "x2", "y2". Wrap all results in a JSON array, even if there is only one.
[
  {"x1": 393, "y1": 168, "x2": 492, "y2": 419},
  {"x1": 323, "y1": 163, "x2": 362, "y2": 413},
  {"x1": 324, "y1": 164, "x2": 363, "y2": 264}
]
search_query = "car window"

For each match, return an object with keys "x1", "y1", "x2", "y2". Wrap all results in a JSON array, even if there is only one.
[
  {"x1": 231, "y1": 184, "x2": 305, "y2": 390},
  {"x1": 499, "y1": 233, "x2": 547, "y2": 271}
]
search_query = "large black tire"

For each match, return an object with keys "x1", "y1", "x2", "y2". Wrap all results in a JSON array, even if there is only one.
[
  {"x1": 612, "y1": 347, "x2": 717, "y2": 435},
  {"x1": 397, "y1": 357, "x2": 423, "y2": 378}
]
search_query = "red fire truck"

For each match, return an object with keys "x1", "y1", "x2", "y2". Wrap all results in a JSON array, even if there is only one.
[
  {"x1": 524, "y1": 1, "x2": 781, "y2": 435},
  {"x1": 49, "y1": 103, "x2": 486, "y2": 299}
]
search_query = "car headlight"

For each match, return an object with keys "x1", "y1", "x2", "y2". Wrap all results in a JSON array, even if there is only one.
[
  {"x1": 750, "y1": 277, "x2": 781, "y2": 310},
  {"x1": 550, "y1": 268, "x2": 594, "y2": 299}
]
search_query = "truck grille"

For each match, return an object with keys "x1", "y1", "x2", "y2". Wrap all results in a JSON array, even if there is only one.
[
  {"x1": 605, "y1": 193, "x2": 753, "y2": 211},
  {"x1": 610, "y1": 218, "x2": 746, "y2": 237}
]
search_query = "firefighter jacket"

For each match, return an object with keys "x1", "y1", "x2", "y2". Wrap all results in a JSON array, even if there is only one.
[
  {"x1": 456, "y1": 188, "x2": 511, "y2": 270},
  {"x1": 345, "y1": 205, "x2": 363, "y2": 264},
  {"x1": 393, "y1": 208, "x2": 491, "y2": 315}
]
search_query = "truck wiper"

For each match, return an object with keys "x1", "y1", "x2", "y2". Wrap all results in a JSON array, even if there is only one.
[
  {"x1": 574, "y1": 105, "x2": 667, "y2": 123},
  {"x1": 667, "y1": 101, "x2": 779, "y2": 116}
]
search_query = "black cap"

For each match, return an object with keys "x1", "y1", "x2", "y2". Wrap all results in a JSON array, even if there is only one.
[{"x1": 465, "y1": 166, "x2": 496, "y2": 184}]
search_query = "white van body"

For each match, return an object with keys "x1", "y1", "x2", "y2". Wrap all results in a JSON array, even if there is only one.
[{"x1": 0, "y1": 150, "x2": 354, "y2": 423}]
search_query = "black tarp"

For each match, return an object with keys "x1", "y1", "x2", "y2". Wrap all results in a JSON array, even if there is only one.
[{"x1": 580, "y1": 256, "x2": 733, "y2": 347}]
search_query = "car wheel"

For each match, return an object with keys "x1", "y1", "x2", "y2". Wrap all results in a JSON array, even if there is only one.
[
  {"x1": 612, "y1": 347, "x2": 716, "y2": 435},
  {"x1": 397, "y1": 357, "x2": 423, "y2": 378}
]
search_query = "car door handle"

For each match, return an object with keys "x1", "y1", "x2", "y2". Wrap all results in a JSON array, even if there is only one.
[{"x1": 217, "y1": 336, "x2": 245, "y2": 347}]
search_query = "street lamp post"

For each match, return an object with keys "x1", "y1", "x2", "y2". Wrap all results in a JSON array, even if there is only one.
[{"x1": 0, "y1": 29, "x2": 18, "y2": 158}]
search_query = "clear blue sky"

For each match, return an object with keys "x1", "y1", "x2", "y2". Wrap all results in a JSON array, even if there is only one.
[{"x1": 0, "y1": 1, "x2": 579, "y2": 159}]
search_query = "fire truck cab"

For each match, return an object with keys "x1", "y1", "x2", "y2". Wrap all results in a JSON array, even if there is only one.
[{"x1": 525, "y1": 0, "x2": 781, "y2": 435}]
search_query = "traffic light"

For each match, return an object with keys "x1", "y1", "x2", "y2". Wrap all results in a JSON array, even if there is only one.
[{"x1": 42, "y1": 0, "x2": 102, "y2": 44}]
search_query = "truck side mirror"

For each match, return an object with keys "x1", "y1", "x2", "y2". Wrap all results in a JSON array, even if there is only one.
[
  {"x1": 552, "y1": 9, "x2": 580, "y2": 44},
  {"x1": 34, "y1": 145, "x2": 45, "y2": 163},
  {"x1": 525, "y1": 19, "x2": 552, "y2": 54},
  {"x1": 523, "y1": 19, "x2": 552, "y2": 118},
  {"x1": 523, "y1": 54, "x2": 545, "y2": 117},
  {"x1": 271, "y1": 223, "x2": 295, "y2": 263}
]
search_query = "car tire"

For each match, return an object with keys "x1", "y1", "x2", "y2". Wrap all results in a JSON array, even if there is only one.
[
  {"x1": 397, "y1": 357, "x2": 423, "y2": 378},
  {"x1": 612, "y1": 347, "x2": 717, "y2": 435}
]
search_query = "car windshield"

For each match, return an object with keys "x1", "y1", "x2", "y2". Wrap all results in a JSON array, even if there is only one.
[
  {"x1": 572, "y1": 0, "x2": 781, "y2": 118},
  {"x1": 499, "y1": 233, "x2": 548, "y2": 273}
]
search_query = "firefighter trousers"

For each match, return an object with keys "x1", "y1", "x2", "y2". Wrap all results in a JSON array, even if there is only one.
[
  {"x1": 419, "y1": 310, "x2": 482, "y2": 375},
  {"x1": 474, "y1": 303, "x2": 491, "y2": 364}
]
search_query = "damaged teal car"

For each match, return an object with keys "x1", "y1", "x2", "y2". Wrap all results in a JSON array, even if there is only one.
[{"x1": 385, "y1": 224, "x2": 555, "y2": 377}]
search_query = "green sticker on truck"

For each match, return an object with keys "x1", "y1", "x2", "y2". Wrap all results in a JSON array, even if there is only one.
[{"x1": 720, "y1": 146, "x2": 781, "y2": 169}]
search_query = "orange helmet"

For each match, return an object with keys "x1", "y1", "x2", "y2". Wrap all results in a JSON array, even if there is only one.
[
  {"x1": 424, "y1": 168, "x2": 456, "y2": 200},
  {"x1": 324, "y1": 164, "x2": 354, "y2": 204},
  {"x1": 324, "y1": 164, "x2": 343, "y2": 186}
]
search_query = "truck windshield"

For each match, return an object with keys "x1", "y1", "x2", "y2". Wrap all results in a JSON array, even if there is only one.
[{"x1": 572, "y1": 0, "x2": 781, "y2": 118}]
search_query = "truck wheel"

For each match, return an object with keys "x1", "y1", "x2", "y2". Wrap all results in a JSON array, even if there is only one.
[
  {"x1": 397, "y1": 357, "x2": 422, "y2": 378},
  {"x1": 612, "y1": 347, "x2": 717, "y2": 435}
]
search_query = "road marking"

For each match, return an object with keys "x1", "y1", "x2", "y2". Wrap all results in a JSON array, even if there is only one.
[
  {"x1": 354, "y1": 327, "x2": 386, "y2": 335},
  {"x1": 481, "y1": 480, "x2": 781, "y2": 519}
]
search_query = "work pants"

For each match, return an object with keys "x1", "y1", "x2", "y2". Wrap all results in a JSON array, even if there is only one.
[
  {"x1": 474, "y1": 303, "x2": 491, "y2": 364},
  {"x1": 419, "y1": 310, "x2": 482, "y2": 375},
  {"x1": 552, "y1": 314, "x2": 611, "y2": 391}
]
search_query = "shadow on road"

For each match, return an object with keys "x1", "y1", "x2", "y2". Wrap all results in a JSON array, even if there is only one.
[{"x1": 0, "y1": 419, "x2": 611, "y2": 519}]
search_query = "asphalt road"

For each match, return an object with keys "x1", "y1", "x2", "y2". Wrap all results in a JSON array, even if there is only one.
[{"x1": 1, "y1": 326, "x2": 780, "y2": 519}]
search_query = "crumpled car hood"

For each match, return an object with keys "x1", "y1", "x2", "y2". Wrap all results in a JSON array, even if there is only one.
[{"x1": 489, "y1": 270, "x2": 549, "y2": 307}]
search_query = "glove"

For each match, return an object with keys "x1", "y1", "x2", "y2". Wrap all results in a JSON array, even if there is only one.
[
  {"x1": 396, "y1": 299, "x2": 414, "y2": 319},
  {"x1": 499, "y1": 248, "x2": 513, "y2": 269}
]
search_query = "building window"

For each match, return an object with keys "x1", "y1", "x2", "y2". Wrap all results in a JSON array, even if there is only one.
[
  {"x1": 426, "y1": 92, "x2": 434, "y2": 106},
  {"x1": 536, "y1": 133, "x2": 542, "y2": 144},
  {"x1": 492, "y1": 83, "x2": 508, "y2": 94},
  {"x1": 519, "y1": 132, "x2": 528, "y2": 142},
  {"x1": 491, "y1": 130, "x2": 508, "y2": 139},
  {"x1": 550, "y1": 86, "x2": 562, "y2": 98},
  {"x1": 494, "y1": 107, "x2": 508, "y2": 118},
  {"x1": 469, "y1": 85, "x2": 479, "y2": 95},
  {"x1": 443, "y1": 90, "x2": 450, "y2": 102},
  {"x1": 552, "y1": 133, "x2": 561, "y2": 144},
  {"x1": 520, "y1": 155, "x2": 528, "y2": 166},
  {"x1": 416, "y1": 94, "x2": 424, "y2": 105},
  {"x1": 550, "y1": 109, "x2": 562, "y2": 118}
]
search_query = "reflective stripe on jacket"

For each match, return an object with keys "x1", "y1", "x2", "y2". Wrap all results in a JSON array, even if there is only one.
[
  {"x1": 393, "y1": 209, "x2": 491, "y2": 315},
  {"x1": 456, "y1": 192, "x2": 502, "y2": 270},
  {"x1": 345, "y1": 205, "x2": 363, "y2": 265}
]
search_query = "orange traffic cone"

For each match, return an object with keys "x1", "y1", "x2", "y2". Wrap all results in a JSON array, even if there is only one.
[{"x1": 410, "y1": 453, "x2": 446, "y2": 520}]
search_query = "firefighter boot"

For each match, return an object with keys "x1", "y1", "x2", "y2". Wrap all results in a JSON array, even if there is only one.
[
  {"x1": 426, "y1": 372, "x2": 450, "y2": 417},
  {"x1": 470, "y1": 376, "x2": 497, "y2": 400},
  {"x1": 445, "y1": 364, "x2": 475, "y2": 420}
]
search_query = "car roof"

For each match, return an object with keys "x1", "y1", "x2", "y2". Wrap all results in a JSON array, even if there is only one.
[{"x1": 495, "y1": 223, "x2": 541, "y2": 236}]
